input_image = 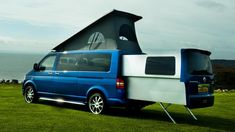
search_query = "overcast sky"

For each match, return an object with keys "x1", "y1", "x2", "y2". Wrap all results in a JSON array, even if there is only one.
[{"x1": 0, "y1": 0, "x2": 234, "y2": 59}]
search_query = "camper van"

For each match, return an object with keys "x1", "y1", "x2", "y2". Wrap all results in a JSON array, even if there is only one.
[{"x1": 23, "y1": 49, "x2": 214, "y2": 117}]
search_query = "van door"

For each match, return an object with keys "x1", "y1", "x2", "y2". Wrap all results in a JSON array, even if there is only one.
[
  {"x1": 76, "y1": 53, "x2": 115, "y2": 98},
  {"x1": 54, "y1": 52, "x2": 117, "y2": 102},
  {"x1": 33, "y1": 54, "x2": 57, "y2": 96},
  {"x1": 54, "y1": 53, "x2": 82, "y2": 101}
]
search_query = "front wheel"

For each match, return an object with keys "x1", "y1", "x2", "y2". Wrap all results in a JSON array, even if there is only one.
[
  {"x1": 88, "y1": 93, "x2": 106, "y2": 114},
  {"x1": 24, "y1": 85, "x2": 38, "y2": 103}
]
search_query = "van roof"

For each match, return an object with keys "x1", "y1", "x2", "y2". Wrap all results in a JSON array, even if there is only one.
[{"x1": 50, "y1": 49, "x2": 121, "y2": 54}]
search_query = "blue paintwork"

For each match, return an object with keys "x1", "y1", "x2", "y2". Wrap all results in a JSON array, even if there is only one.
[{"x1": 23, "y1": 50, "x2": 127, "y2": 106}]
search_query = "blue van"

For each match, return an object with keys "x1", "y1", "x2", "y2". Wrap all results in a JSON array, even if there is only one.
[
  {"x1": 23, "y1": 50, "x2": 127, "y2": 114},
  {"x1": 23, "y1": 49, "x2": 214, "y2": 117}
]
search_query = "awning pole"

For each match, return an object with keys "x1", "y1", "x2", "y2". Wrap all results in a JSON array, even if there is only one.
[
  {"x1": 159, "y1": 102, "x2": 176, "y2": 124},
  {"x1": 185, "y1": 106, "x2": 198, "y2": 120}
]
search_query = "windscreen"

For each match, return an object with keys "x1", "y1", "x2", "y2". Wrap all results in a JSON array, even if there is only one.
[{"x1": 186, "y1": 51, "x2": 212, "y2": 75}]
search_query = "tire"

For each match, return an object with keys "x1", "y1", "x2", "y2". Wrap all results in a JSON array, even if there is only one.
[
  {"x1": 24, "y1": 85, "x2": 38, "y2": 103},
  {"x1": 88, "y1": 93, "x2": 106, "y2": 114}
]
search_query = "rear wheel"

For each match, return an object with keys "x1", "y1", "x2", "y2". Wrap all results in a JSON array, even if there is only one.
[
  {"x1": 88, "y1": 93, "x2": 106, "y2": 114},
  {"x1": 24, "y1": 85, "x2": 38, "y2": 103}
]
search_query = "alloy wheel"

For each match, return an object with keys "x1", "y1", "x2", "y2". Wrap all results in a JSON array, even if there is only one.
[
  {"x1": 24, "y1": 86, "x2": 35, "y2": 103},
  {"x1": 88, "y1": 93, "x2": 105, "y2": 114}
]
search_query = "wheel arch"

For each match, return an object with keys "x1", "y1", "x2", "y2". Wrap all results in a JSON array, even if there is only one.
[
  {"x1": 86, "y1": 86, "x2": 108, "y2": 103},
  {"x1": 23, "y1": 80, "x2": 37, "y2": 95}
]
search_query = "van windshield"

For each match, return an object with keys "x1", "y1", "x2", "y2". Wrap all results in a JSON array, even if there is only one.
[{"x1": 186, "y1": 51, "x2": 213, "y2": 75}]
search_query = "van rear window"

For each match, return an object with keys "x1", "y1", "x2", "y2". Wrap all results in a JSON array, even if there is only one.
[
  {"x1": 145, "y1": 57, "x2": 175, "y2": 75},
  {"x1": 185, "y1": 51, "x2": 212, "y2": 75}
]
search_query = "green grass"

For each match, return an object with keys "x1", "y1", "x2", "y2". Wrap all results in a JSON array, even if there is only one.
[{"x1": 0, "y1": 84, "x2": 235, "y2": 132}]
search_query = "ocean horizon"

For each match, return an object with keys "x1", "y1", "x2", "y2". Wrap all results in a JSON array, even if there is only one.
[{"x1": 0, "y1": 52, "x2": 44, "y2": 81}]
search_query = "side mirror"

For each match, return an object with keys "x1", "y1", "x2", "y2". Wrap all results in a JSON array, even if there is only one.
[
  {"x1": 33, "y1": 63, "x2": 46, "y2": 71},
  {"x1": 33, "y1": 63, "x2": 39, "y2": 71}
]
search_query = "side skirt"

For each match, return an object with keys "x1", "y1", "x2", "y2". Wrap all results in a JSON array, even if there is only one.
[{"x1": 39, "y1": 97, "x2": 86, "y2": 105}]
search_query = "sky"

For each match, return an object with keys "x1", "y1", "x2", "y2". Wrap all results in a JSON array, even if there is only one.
[{"x1": 0, "y1": 0, "x2": 234, "y2": 59}]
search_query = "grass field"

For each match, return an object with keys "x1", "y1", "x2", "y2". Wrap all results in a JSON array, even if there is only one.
[{"x1": 0, "y1": 84, "x2": 234, "y2": 132}]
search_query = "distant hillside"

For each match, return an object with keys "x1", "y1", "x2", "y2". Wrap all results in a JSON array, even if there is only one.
[
  {"x1": 211, "y1": 59, "x2": 235, "y2": 90},
  {"x1": 212, "y1": 59, "x2": 235, "y2": 68}
]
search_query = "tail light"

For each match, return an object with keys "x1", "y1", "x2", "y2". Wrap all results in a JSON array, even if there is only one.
[{"x1": 116, "y1": 78, "x2": 124, "y2": 89}]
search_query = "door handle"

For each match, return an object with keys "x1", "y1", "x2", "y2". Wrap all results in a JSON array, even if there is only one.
[
  {"x1": 55, "y1": 72, "x2": 59, "y2": 75},
  {"x1": 48, "y1": 72, "x2": 53, "y2": 75}
]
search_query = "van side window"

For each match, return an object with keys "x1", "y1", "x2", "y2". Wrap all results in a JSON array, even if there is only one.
[
  {"x1": 79, "y1": 54, "x2": 111, "y2": 72},
  {"x1": 40, "y1": 55, "x2": 56, "y2": 71},
  {"x1": 56, "y1": 53, "x2": 111, "y2": 72},
  {"x1": 56, "y1": 54, "x2": 81, "y2": 71},
  {"x1": 145, "y1": 57, "x2": 175, "y2": 75}
]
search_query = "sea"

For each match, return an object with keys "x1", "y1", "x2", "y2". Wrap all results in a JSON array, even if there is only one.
[{"x1": 0, "y1": 53, "x2": 44, "y2": 82}]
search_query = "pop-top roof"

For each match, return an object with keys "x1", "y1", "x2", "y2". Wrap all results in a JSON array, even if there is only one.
[{"x1": 53, "y1": 9, "x2": 143, "y2": 54}]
